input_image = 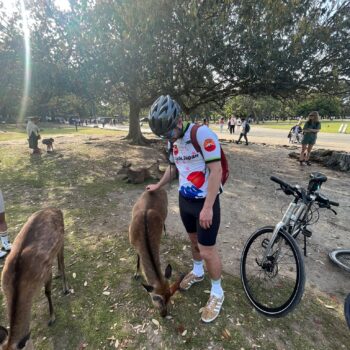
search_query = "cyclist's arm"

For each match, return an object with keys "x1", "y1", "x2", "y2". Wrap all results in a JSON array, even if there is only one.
[{"x1": 146, "y1": 164, "x2": 177, "y2": 191}]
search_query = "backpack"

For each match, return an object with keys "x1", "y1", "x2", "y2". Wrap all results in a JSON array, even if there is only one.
[
  {"x1": 190, "y1": 124, "x2": 229, "y2": 185},
  {"x1": 245, "y1": 123, "x2": 250, "y2": 133}
]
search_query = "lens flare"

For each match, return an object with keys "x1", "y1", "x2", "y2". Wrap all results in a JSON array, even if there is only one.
[{"x1": 18, "y1": 0, "x2": 31, "y2": 123}]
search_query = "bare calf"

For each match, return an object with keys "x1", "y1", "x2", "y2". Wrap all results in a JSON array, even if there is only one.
[
  {"x1": 129, "y1": 189, "x2": 182, "y2": 317},
  {"x1": 0, "y1": 208, "x2": 69, "y2": 350}
]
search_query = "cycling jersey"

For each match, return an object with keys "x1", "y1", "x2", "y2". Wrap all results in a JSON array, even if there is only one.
[{"x1": 169, "y1": 123, "x2": 221, "y2": 199}]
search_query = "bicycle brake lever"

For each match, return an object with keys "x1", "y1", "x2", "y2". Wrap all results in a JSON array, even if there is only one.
[{"x1": 330, "y1": 208, "x2": 337, "y2": 215}]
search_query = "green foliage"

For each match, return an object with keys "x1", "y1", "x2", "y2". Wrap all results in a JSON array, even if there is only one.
[{"x1": 295, "y1": 95, "x2": 342, "y2": 117}]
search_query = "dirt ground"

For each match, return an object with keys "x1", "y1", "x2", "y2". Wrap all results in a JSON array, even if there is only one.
[
  {"x1": 3, "y1": 133, "x2": 350, "y2": 302},
  {"x1": 75, "y1": 134, "x2": 350, "y2": 303}
]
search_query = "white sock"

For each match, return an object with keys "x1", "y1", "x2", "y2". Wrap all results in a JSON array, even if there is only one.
[
  {"x1": 191, "y1": 259, "x2": 204, "y2": 277},
  {"x1": 211, "y1": 278, "x2": 224, "y2": 298}
]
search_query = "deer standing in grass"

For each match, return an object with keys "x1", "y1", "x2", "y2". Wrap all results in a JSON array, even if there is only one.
[
  {"x1": 129, "y1": 188, "x2": 183, "y2": 317},
  {"x1": 0, "y1": 208, "x2": 69, "y2": 350}
]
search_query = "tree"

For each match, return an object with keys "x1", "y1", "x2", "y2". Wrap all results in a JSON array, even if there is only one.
[{"x1": 295, "y1": 94, "x2": 341, "y2": 117}]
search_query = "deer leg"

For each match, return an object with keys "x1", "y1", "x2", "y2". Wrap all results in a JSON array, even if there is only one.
[
  {"x1": 57, "y1": 245, "x2": 70, "y2": 294},
  {"x1": 45, "y1": 273, "x2": 55, "y2": 326},
  {"x1": 134, "y1": 254, "x2": 141, "y2": 280},
  {"x1": 163, "y1": 224, "x2": 167, "y2": 236}
]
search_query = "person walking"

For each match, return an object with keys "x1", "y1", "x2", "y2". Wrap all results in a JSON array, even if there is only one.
[
  {"x1": 147, "y1": 95, "x2": 225, "y2": 323},
  {"x1": 26, "y1": 116, "x2": 41, "y2": 154},
  {"x1": 236, "y1": 117, "x2": 242, "y2": 133},
  {"x1": 299, "y1": 111, "x2": 321, "y2": 166},
  {"x1": 229, "y1": 115, "x2": 236, "y2": 134},
  {"x1": 0, "y1": 190, "x2": 11, "y2": 259},
  {"x1": 236, "y1": 118, "x2": 250, "y2": 145},
  {"x1": 219, "y1": 117, "x2": 225, "y2": 133}
]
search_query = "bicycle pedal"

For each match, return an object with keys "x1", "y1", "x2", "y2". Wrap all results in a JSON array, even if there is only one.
[{"x1": 302, "y1": 228, "x2": 312, "y2": 238}]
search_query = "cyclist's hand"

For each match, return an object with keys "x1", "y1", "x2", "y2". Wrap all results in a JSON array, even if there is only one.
[
  {"x1": 199, "y1": 207, "x2": 213, "y2": 229},
  {"x1": 146, "y1": 183, "x2": 159, "y2": 192}
]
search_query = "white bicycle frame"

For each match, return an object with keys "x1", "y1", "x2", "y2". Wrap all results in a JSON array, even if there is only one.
[{"x1": 262, "y1": 199, "x2": 308, "y2": 261}]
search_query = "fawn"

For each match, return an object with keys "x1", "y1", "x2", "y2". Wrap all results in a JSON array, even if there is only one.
[
  {"x1": 0, "y1": 208, "x2": 69, "y2": 350},
  {"x1": 129, "y1": 188, "x2": 183, "y2": 317}
]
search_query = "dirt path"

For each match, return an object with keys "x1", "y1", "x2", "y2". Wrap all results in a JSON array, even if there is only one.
[
  {"x1": 2, "y1": 134, "x2": 350, "y2": 302},
  {"x1": 164, "y1": 141, "x2": 350, "y2": 302}
]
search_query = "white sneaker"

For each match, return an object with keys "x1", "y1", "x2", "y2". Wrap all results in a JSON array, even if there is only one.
[
  {"x1": 1, "y1": 235, "x2": 11, "y2": 251},
  {"x1": 0, "y1": 249, "x2": 7, "y2": 259},
  {"x1": 201, "y1": 294, "x2": 224, "y2": 323}
]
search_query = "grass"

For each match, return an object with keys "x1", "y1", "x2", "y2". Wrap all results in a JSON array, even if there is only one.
[
  {"x1": 0, "y1": 123, "x2": 125, "y2": 141},
  {"x1": 254, "y1": 121, "x2": 349, "y2": 133},
  {"x1": 0, "y1": 137, "x2": 349, "y2": 349}
]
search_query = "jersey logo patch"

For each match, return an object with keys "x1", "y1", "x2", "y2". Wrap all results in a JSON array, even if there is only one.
[
  {"x1": 204, "y1": 138, "x2": 216, "y2": 152},
  {"x1": 187, "y1": 171, "x2": 205, "y2": 189},
  {"x1": 173, "y1": 145, "x2": 179, "y2": 156}
]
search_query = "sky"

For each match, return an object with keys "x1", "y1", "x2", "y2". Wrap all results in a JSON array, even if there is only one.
[{"x1": 2, "y1": 0, "x2": 71, "y2": 14}]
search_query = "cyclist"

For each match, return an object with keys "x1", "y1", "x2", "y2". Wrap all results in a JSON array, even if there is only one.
[
  {"x1": 146, "y1": 95, "x2": 224, "y2": 323},
  {"x1": 0, "y1": 190, "x2": 12, "y2": 258}
]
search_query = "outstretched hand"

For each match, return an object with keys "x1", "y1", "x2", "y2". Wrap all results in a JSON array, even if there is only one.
[{"x1": 146, "y1": 183, "x2": 160, "y2": 192}]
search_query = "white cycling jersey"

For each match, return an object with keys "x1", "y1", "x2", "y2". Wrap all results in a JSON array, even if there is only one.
[{"x1": 169, "y1": 123, "x2": 221, "y2": 199}]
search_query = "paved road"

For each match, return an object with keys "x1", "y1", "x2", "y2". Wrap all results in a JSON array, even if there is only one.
[{"x1": 99, "y1": 124, "x2": 350, "y2": 152}]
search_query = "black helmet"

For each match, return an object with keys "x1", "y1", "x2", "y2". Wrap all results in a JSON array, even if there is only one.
[{"x1": 148, "y1": 95, "x2": 181, "y2": 137}]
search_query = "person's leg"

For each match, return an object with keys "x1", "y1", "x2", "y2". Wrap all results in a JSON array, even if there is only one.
[
  {"x1": 197, "y1": 197, "x2": 224, "y2": 322},
  {"x1": 243, "y1": 133, "x2": 248, "y2": 145},
  {"x1": 0, "y1": 206, "x2": 11, "y2": 255},
  {"x1": 236, "y1": 133, "x2": 243, "y2": 143},
  {"x1": 299, "y1": 144, "x2": 307, "y2": 164},
  {"x1": 179, "y1": 196, "x2": 205, "y2": 290},
  {"x1": 232, "y1": 125, "x2": 235, "y2": 133},
  {"x1": 305, "y1": 144, "x2": 314, "y2": 165}
]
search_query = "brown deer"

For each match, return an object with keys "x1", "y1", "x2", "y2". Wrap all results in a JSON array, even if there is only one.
[
  {"x1": 117, "y1": 160, "x2": 164, "y2": 184},
  {"x1": 0, "y1": 208, "x2": 69, "y2": 350},
  {"x1": 129, "y1": 188, "x2": 183, "y2": 317}
]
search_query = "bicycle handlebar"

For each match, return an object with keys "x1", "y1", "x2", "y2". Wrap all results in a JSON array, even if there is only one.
[
  {"x1": 271, "y1": 175, "x2": 340, "y2": 208},
  {"x1": 270, "y1": 176, "x2": 297, "y2": 196}
]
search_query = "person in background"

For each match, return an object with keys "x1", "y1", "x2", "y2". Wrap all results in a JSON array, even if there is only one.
[
  {"x1": 219, "y1": 117, "x2": 225, "y2": 133},
  {"x1": 26, "y1": 116, "x2": 41, "y2": 155},
  {"x1": 0, "y1": 190, "x2": 11, "y2": 259},
  {"x1": 236, "y1": 117, "x2": 242, "y2": 133},
  {"x1": 229, "y1": 115, "x2": 236, "y2": 134},
  {"x1": 299, "y1": 111, "x2": 321, "y2": 166},
  {"x1": 202, "y1": 118, "x2": 209, "y2": 126},
  {"x1": 236, "y1": 117, "x2": 250, "y2": 145}
]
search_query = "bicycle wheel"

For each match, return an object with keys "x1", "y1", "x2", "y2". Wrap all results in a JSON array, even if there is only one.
[
  {"x1": 240, "y1": 226, "x2": 305, "y2": 317},
  {"x1": 328, "y1": 250, "x2": 350, "y2": 273},
  {"x1": 345, "y1": 294, "x2": 350, "y2": 329}
]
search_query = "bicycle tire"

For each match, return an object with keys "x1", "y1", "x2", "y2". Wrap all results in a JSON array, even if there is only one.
[
  {"x1": 345, "y1": 294, "x2": 350, "y2": 329},
  {"x1": 240, "y1": 226, "x2": 305, "y2": 318},
  {"x1": 328, "y1": 249, "x2": 350, "y2": 273}
]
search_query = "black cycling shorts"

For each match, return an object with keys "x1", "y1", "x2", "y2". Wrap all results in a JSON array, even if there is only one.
[{"x1": 179, "y1": 193, "x2": 220, "y2": 246}]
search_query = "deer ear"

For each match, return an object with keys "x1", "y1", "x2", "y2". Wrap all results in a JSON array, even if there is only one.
[
  {"x1": 0, "y1": 326, "x2": 8, "y2": 345},
  {"x1": 142, "y1": 283, "x2": 154, "y2": 293},
  {"x1": 164, "y1": 264, "x2": 172, "y2": 279}
]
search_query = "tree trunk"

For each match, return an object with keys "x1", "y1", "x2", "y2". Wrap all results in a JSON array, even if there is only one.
[{"x1": 125, "y1": 100, "x2": 148, "y2": 145}]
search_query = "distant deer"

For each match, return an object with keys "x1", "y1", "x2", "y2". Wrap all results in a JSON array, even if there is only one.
[
  {"x1": 0, "y1": 208, "x2": 69, "y2": 350},
  {"x1": 117, "y1": 160, "x2": 164, "y2": 184},
  {"x1": 129, "y1": 188, "x2": 183, "y2": 317}
]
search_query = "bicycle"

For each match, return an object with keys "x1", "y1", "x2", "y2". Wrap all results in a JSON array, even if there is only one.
[
  {"x1": 328, "y1": 249, "x2": 350, "y2": 273},
  {"x1": 328, "y1": 248, "x2": 350, "y2": 328},
  {"x1": 240, "y1": 172, "x2": 339, "y2": 317}
]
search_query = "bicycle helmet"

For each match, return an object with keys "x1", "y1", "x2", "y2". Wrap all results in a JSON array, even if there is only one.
[{"x1": 148, "y1": 95, "x2": 181, "y2": 137}]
